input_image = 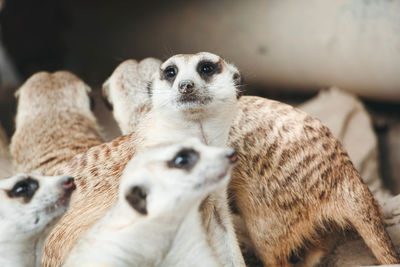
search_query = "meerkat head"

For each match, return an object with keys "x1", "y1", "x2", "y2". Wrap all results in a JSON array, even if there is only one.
[
  {"x1": 151, "y1": 52, "x2": 241, "y2": 117},
  {"x1": 0, "y1": 173, "x2": 76, "y2": 241},
  {"x1": 118, "y1": 138, "x2": 237, "y2": 218},
  {"x1": 15, "y1": 71, "x2": 94, "y2": 127},
  {"x1": 102, "y1": 58, "x2": 161, "y2": 134}
]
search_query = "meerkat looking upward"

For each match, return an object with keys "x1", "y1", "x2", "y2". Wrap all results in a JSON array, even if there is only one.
[
  {"x1": 65, "y1": 139, "x2": 237, "y2": 267},
  {"x1": 103, "y1": 55, "x2": 399, "y2": 266},
  {"x1": 0, "y1": 173, "x2": 76, "y2": 267}
]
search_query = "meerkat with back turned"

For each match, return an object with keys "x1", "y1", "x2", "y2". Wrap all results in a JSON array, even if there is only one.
[
  {"x1": 11, "y1": 71, "x2": 102, "y2": 174},
  {"x1": 0, "y1": 173, "x2": 76, "y2": 267},
  {"x1": 103, "y1": 55, "x2": 399, "y2": 266},
  {"x1": 66, "y1": 139, "x2": 237, "y2": 267}
]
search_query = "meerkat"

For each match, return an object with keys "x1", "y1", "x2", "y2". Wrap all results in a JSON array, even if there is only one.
[
  {"x1": 0, "y1": 173, "x2": 76, "y2": 267},
  {"x1": 102, "y1": 58, "x2": 162, "y2": 134},
  {"x1": 129, "y1": 52, "x2": 245, "y2": 266},
  {"x1": 10, "y1": 71, "x2": 102, "y2": 174},
  {"x1": 102, "y1": 55, "x2": 399, "y2": 266},
  {"x1": 65, "y1": 139, "x2": 237, "y2": 267},
  {"x1": 12, "y1": 57, "x2": 397, "y2": 266}
]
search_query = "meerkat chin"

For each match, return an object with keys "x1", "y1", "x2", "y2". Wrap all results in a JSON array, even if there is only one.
[
  {"x1": 65, "y1": 139, "x2": 235, "y2": 267},
  {"x1": 0, "y1": 173, "x2": 76, "y2": 267}
]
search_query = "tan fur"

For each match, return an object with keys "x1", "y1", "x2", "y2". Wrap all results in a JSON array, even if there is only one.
[
  {"x1": 11, "y1": 71, "x2": 102, "y2": 174},
  {"x1": 102, "y1": 59, "x2": 398, "y2": 266},
  {"x1": 12, "y1": 64, "x2": 399, "y2": 266}
]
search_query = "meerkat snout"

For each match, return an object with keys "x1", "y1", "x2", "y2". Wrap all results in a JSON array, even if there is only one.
[
  {"x1": 61, "y1": 176, "x2": 76, "y2": 195},
  {"x1": 178, "y1": 80, "x2": 195, "y2": 94},
  {"x1": 226, "y1": 149, "x2": 238, "y2": 163}
]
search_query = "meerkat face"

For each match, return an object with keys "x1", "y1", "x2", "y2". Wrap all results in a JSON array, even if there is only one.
[
  {"x1": 119, "y1": 138, "x2": 237, "y2": 217},
  {"x1": 0, "y1": 173, "x2": 76, "y2": 241},
  {"x1": 151, "y1": 52, "x2": 240, "y2": 114}
]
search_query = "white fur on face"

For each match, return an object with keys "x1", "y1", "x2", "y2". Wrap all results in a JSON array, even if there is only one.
[
  {"x1": 119, "y1": 138, "x2": 234, "y2": 219},
  {"x1": 151, "y1": 52, "x2": 239, "y2": 116},
  {"x1": 0, "y1": 173, "x2": 75, "y2": 241}
]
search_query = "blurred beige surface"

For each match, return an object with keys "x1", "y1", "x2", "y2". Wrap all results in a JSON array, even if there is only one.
[
  {"x1": 0, "y1": 123, "x2": 12, "y2": 178},
  {"x1": 95, "y1": 0, "x2": 400, "y2": 101}
]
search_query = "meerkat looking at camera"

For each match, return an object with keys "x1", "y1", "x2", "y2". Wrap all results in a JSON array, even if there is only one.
[
  {"x1": 103, "y1": 56, "x2": 399, "y2": 266},
  {"x1": 65, "y1": 139, "x2": 237, "y2": 267},
  {"x1": 135, "y1": 52, "x2": 241, "y2": 148},
  {"x1": 0, "y1": 173, "x2": 76, "y2": 267},
  {"x1": 11, "y1": 71, "x2": 102, "y2": 174},
  {"x1": 131, "y1": 52, "x2": 245, "y2": 266}
]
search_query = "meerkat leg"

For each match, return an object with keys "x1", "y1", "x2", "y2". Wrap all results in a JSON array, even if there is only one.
[
  {"x1": 297, "y1": 233, "x2": 340, "y2": 267},
  {"x1": 341, "y1": 182, "x2": 400, "y2": 264},
  {"x1": 201, "y1": 190, "x2": 246, "y2": 267}
]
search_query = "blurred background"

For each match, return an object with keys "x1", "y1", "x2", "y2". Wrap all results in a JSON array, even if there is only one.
[{"x1": 0, "y1": 0, "x2": 399, "y2": 193}]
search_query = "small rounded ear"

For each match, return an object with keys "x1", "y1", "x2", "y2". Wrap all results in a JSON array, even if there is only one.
[
  {"x1": 101, "y1": 80, "x2": 113, "y2": 111},
  {"x1": 232, "y1": 72, "x2": 243, "y2": 99},
  {"x1": 84, "y1": 84, "x2": 92, "y2": 93},
  {"x1": 14, "y1": 88, "x2": 21, "y2": 98},
  {"x1": 233, "y1": 72, "x2": 242, "y2": 86},
  {"x1": 126, "y1": 186, "x2": 148, "y2": 215}
]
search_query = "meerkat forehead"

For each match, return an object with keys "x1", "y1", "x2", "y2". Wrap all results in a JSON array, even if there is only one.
[{"x1": 161, "y1": 52, "x2": 221, "y2": 68}]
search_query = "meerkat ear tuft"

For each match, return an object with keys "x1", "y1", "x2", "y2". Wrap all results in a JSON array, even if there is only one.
[
  {"x1": 126, "y1": 186, "x2": 148, "y2": 215},
  {"x1": 84, "y1": 84, "x2": 92, "y2": 93},
  {"x1": 101, "y1": 80, "x2": 113, "y2": 111},
  {"x1": 233, "y1": 72, "x2": 242, "y2": 86},
  {"x1": 14, "y1": 88, "x2": 21, "y2": 98}
]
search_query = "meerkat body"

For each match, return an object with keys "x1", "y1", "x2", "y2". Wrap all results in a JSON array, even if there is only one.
[
  {"x1": 11, "y1": 71, "x2": 102, "y2": 174},
  {"x1": 0, "y1": 173, "x2": 75, "y2": 267},
  {"x1": 131, "y1": 52, "x2": 244, "y2": 267},
  {"x1": 66, "y1": 139, "x2": 234, "y2": 267},
  {"x1": 102, "y1": 57, "x2": 399, "y2": 266}
]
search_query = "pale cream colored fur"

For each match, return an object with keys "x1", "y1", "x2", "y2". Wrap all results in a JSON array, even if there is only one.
[{"x1": 11, "y1": 59, "x2": 398, "y2": 266}]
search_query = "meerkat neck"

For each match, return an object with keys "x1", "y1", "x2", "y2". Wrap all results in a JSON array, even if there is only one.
[
  {"x1": 140, "y1": 104, "x2": 236, "y2": 148},
  {"x1": 163, "y1": 202, "x2": 220, "y2": 267},
  {"x1": 66, "y1": 202, "x2": 195, "y2": 266},
  {"x1": 0, "y1": 236, "x2": 42, "y2": 267}
]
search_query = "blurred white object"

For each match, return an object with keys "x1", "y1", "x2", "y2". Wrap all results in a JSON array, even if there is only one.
[
  {"x1": 144, "y1": 0, "x2": 400, "y2": 101},
  {"x1": 0, "y1": 123, "x2": 11, "y2": 179}
]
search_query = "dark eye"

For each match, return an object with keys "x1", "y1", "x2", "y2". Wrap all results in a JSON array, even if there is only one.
[
  {"x1": 198, "y1": 62, "x2": 216, "y2": 75},
  {"x1": 168, "y1": 149, "x2": 199, "y2": 170},
  {"x1": 8, "y1": 178, "x2": 39, "y2": 201},
  {"x1": 163, "y1": 66, "x2": 177, "y2": 79}
]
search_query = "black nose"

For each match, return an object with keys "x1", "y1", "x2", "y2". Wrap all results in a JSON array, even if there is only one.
[
  {"x1": 178, "y1": 80, "x2": 194, "y2": 94},
  {"x1": 62, "y1": 176, "x2": 76, "y2": 194},
  {"x1": 226, "y1": 150, "x2": 238, "y2": 164}
]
